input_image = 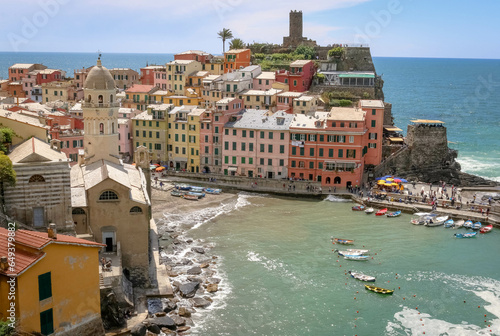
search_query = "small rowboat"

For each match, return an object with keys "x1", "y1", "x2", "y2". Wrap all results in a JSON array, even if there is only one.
[
  {"x1": 334, "y1": 249, "x2": 366, "y2": 256},
  {"x1": 190, "y1": 186, "x2": 205, "y2": 192},
  {"x1": 352, "y1": 205, "x2": 365, "y2": 211},
  {"x1": 182, "y1": 194, "x2": 199, "y2": 201},
  {"x1": 365, "y1": 207, "x2": 374, "y2": 214},
  {"x1": 443, "y1": 219, "x2": 454, "y2": 228},
  {"x1": 170, "y1": 190, "x2": 185, "y2": 197},
  {"x1": 188, "y1": 191, "x2": 205, "y2": 198},
  {"x1": 343, "y1": 255, "x2": 369, "y2": 261},
  {"x1": 480, "y1": 224, "x2": 493, "y2": 233},
  {"x1": 331, "y1": 237, "x2": 354, "y2": 245},
  {"x1": 453, "y1": 219, "x2": 465, "y2": 229},
  {"x1": 454, "y1": 232, "x2": 477, "y2": 238},
  {"x1": 463, "y1": 220, "x2": 473, "y2": 229},
  {"x1": 175, "y1": 184, "x2": 191, "y2": 191},
  {"x1": 471, "y1": 222, "x2": 482, "y2": 230},
  {"x1": 387, "y1": 210, "x2": 401, "y2": 218},
  {"x1": 348, "y1": 271, "x2": 375, "y2": 282},
  {"x1": 205, "y1": 188, "x2": 222, "y2": 194},
  {"x1": 375, "y1": 208, "x2": 388, "y2": 216},
  {"x1": 343, "y1": 249, "x2": 369, "y2": 254},
  {"x1": 365, "y1": 285, "x2": 394, "y2": 295}
]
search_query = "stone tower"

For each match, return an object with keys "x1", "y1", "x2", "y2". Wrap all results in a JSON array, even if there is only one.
[
  {"x1": 82, "y1": 57, "x2": 120, "y2": 165},
  {"x1": 289, "y1": 10, "x2": 303, "y2": 40}
]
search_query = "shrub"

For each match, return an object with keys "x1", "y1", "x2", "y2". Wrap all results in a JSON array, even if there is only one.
[
  {"x1": 328, "y1": 47, "x2": 344, "y2": 59},
  {"x1": 339, "y1": 99, "x2": 353, "y2": 107}
]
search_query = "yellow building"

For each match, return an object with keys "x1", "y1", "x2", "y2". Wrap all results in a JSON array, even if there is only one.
[
  {"x1": 166, "y1": 105, "x2": 200, "y2": 170},
  {"x1": 166, "y1": 60, "x2": 202, "y2": 95},
  {"x1": 187, "y1": 107, "x2": 204, "y2": 172},
  {"x1": 124, "y1": 84, "x2": 158, "y2": 110},
  {"x1": 201, "y1": 60, "x2": 225, "y2": 75},
  {"x1": 41, "y1": 81, "x2": 77, "y2": 103},
  {"x1": 132, "y1": 104, "x2": 172, "y2": 161},
  {"x1": 0, "y1": 226, "x2": 105, "y2": 335},
  {"x1": 241, "y1": 89, "x2": 282, "y2": 110},
  {"x1": 0, "y1": 108, "x2": 50, "y2": 145},
  {"x1": 293, "y1": 95, "x2": 319, "y2": 115},
  {"x1": 186, "y1": 70, "x2": 209, "y2": 96}
]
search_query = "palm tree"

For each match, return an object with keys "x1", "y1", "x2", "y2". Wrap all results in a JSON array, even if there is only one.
[
  {"x1": 229, "y1": 38, "x2": 245, "y2": 50},
  {"x1": 217, "y1": 28, "x2": 233, "y2": 53}
]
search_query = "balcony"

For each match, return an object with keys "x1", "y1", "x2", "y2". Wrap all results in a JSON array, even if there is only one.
[{"x1": 82, "y1": 102, "x2": 120, "y2": 108}]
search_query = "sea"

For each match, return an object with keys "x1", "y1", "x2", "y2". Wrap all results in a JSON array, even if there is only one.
[
  {"x1": 1, "y1": 53, "x2": 500, "y2": 335},
  {"x1": 0, "y1": 52, "x2": 498, "y2": 182}
]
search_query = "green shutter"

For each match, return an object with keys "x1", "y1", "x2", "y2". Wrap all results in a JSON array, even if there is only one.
[
  {"x1": 38, "y1": 272, "x2": 52, "y2": 301},
  {"x1": 40, "y1": 308, "x2": 54, "y2": 335},
  {"x1": 329, "y1": 149, "x2": 333, "y2": 157},
  {"x1": 338, "y1": 149, "x2": 343, "y2": 158}
]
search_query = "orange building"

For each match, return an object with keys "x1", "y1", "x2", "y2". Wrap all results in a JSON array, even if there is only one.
[{"x1": 224, "y1": 49, "x2": 251, "y2": 73}]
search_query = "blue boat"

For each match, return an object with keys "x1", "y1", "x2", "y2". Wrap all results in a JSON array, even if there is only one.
[
  {"x1": 463, "y1": 220, "x2": 473, "y2": 228},
  {"x1": 175, "y1": 184, "x2": 191, "y2": 191},
  {"x1": 471, "y1": 222, "x2": 482, "y2": 230},
  {"x1": 205, "y1": 188, "x2": 222, "y2": 194},
  {"x1": 454, "y1": 232, "x2": 477, "y2": 238},
  {"x1": 444, "y1": 219, "x2": 454, "y2": 228},
  {"x1": 187, "y1": 191, "x2": 205, "y2": 198},
  {"x1": 343, "y1": 255, "x2": 369, "y2": 261},
  {"x1": 387, "y1": 210, "x2": 402, "y2": 217},
  {"x1": 190, "y1": 186, "x2": 205, "y2": 192}
]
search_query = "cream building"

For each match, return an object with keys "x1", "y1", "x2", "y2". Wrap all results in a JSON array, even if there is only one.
[{"x1": 70, "y1": 58, "x2": 151, "y2": 286}]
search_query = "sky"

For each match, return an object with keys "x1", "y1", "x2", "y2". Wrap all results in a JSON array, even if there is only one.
[{"x1": 0, "y1": 0, "x2": 499, "y2": 58}]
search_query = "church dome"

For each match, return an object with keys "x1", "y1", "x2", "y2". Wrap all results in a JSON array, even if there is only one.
[{"x1": 83, "y1": 58, "x2": 115, "y2": 90}]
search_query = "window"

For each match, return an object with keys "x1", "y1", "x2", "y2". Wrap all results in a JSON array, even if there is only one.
[
  {"x1": 291, "y1": 160, "x2": 296, "y2": 168},
  {"x1": 38, "y1": 272, "x2": 52, "y2": 301},
  {"x1": 241, "y1": 143, "x2": 246, "y2": 151},
  {"x1": 260, "y1": 158, "x2": 264, "y2": 165},
  {"x1": 149, "y1": 131, "x2": 152, "y2": 138},
  {"x1": 260, "y1": 131, "x2": 265, "y2": 139},
  {"x1": 340, "y1": 122, "x2": 344, "y2": 128},
  {"x1": 309, "y1": 161, "x2": 314, "y2": 169},
  {"x1": 214, "y1": 148, "x2": 219, "y2": 155},
  {"x1": 280, "y1": 132, "x2": 285, "y2": 140},
  {"x1": 329, "y1": 149, "x2": 334, "y2": 157},
  {"x1": 368, "y1": 143, "x2": 377, "y2": 148},
  {"x1": 310, "y1": 148, "x2": 314, "y2": 156},
  {"x1": 215, "y1": 126, "x2": 219, "y2": 134},
  {"x1": 347, "y1": 149, "x2": 356, "y2": 158},
  {"x1": 143, "y1": 131, "x2": 146, "y2": 138},
  {"x1": 309, "y1": 134, "x2": 316, "y2": 141},
  {"x1": 338, "y1": 149, "x2": 344, "y2": 158},
  {"x1": 268, "y1": 159, "x2": 272, "y2": 166},
  {"x1": 299, "y1": 161, "x2": 305, "y2": 168},
  {"x1": 371, "y1": 120, "x2": 376, "y2": 127},
  {"x1": 279, "y1": 159, "x2": 284, "y2": 166},
  {"x1": 29, "y1": 175, "x2": 45, "y2": 183},
  {"x1": 99, "y1": 191, "x2": 119, "y2": 200},
  {"x1": 260, "y1": 144, "x2": 265, "y2": 152},
  {"x1": 40, "y1": 309, "x2": 54, "y2": 335},
  {"x1": 242, "y1": 130, "x2": 247, "y2": 137},
  {"x1": 299, "y1": 147, "x2": 304, "y2": 156},
  {"x1": 154, "y1": 143, "x2": 161, "y2": 150},
  {"x1": 249, "y1": 158, "x2": 253, "y2": 164},
  {"x1": 72, "y1": 208, "x2": 85, "y2": 215},
  {"x1": 349, "y1": 122, "x2": 357, "y2": 128},
  {"x1": 130, "y1": 206, "x2": 143, "y2": 213},
  {"x1": 268, "y1": 144, "x2": 273, "y2": 153},
  {"x1": 280, "y1": 145, "x2": 285, "y2": 153},
  {"x1": 372, "y1": 109, "x2": 376, "y2": 115},
  {"x1": 232, "y1": 142, "x2": 237, "y2": 150},
  {"x1": 250, "y1": 131, "x2": 254, "y2": 138},
  {"x1": 292, "y1": 147, "x2": 296, "y2": 155},
  {"x1": 233, "y1": 129, "x2": 237, "y2": 136},
  {"x1": 369, "y1": 133, "x2": 378, "y2": 140},
  {"x1": 269, "y1": 132, "x2": 273, "y2": 139},
  {"x1": 349, "y1": 136, "x2": 354, "y2": 143},
  {"x1": 318, "y1": 162, "x2": 323, "y2": 169},
  {"x1": 224, "y1": 156, "x2": 229, "y2": 164},
  {"x1": 319, "y1": 148, "x2": 324, "y2": 157},
  {"x1": 249, "y1": 143, "x2": 254, "y2": 151},
  {"x1": 224, "y1": 142, "x2": 229, "y2": 150},
  {"x1": 232, "y1": 157, "x2": 237, "y2": 164},
  {"x1": 225, "y1": 128, "x2": 229, "y2": 135}
]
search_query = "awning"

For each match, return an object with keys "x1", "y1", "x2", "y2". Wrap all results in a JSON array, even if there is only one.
[
  {"x1": 410, "y1": 119, "x2": 445, "y2": 124},
  {"x1": 228, "y1": 167, "x2": 237, "y2": 172},
  {"x1": 338, "y1": 74, "x2": 375, "y2": 78},
  {"x1": 388, "y1": 137, "x2": 404, "y2": 142},
  {"x1": 384, "y1": 126, "x2": 402, "y2": 132}
]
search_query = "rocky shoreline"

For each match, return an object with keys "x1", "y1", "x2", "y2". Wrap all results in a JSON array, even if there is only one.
[{"x1": 129, "y1": 188, "x2": 236, "y2": 336}]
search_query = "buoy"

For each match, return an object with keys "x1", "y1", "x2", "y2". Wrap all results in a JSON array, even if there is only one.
[
  {"x1": 464, "y1": 301, "x2": 466, "y2": 303},
  {"x1": 340, "y1": 265, "x2": 342, "y2": 267},
  {"x1": 375, "y1": 253, "x2": 377, "y2": 255},
  {"x1": 345, "y1": 283, "x2": 347, "y2": 285},
  {"x1": 396, "y1": 273, "x2": 398, "y2": 275},
  {"x1": 396, "y1": 277, "x2": 398, "y2": 279},
  {"x1": 337, "y1": 260, "x2": 339, "y2": 262},
  {"x1": 485, "y1": 314, "x2": 487, "y2": 317},
  {"x1": 356, "y1": 291, "x2": 359, "y2": 293},
  {"x1": 357, "y1": 311, "x2": 359, "y2": 313},
  {"x1": 478, "y1": 306, "x2": 481, "y2": 308},
  {"x1": 403, "y1": 297, "x2": 405, "y2": 300},
  {"x1": 388, "y1": 280, "x2": 390, "y2": 283},
  {"x1": 398, "y1": 287, "x2": 401, "y2": 289},
  {"x1": 416, "y1": 307, "x2": 418, "y2": 310},
  {"x1": 372, "y1": 257, "x2": 374, "y2": 259},
  {"x1": 414, "y1": 295, "x2": 416, "y2": 297},
  {"x1": 354, "y1": 297, "x2": 356, "y2": 300},
  {"x1": 420, "y1": 319, "x2": 422, "y2": 321}
]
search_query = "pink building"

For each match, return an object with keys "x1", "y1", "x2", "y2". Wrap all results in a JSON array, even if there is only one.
[
  {"x1": 277, "y1": 91, "x2": 303, "y2": 113},
  {"x1": 252, "y1": 72, "x2": 276, "y2": 90},
  {"x1": 118, "y1": 118, "x2": 133, "y2": 161},
  {"x1": 140, "y1": 65, "x2": 165, "y2": 85},
  {"x1": 59, "y1": 130, "x2": 84, "y2": 165},
  {"x1": 8, "y1": 63, "x2": 46, "y2": 82},
  {"x1": 37, "y1": 69, "x2": 64, "y2": 84},
  {"x1": 359, "y1": 100, "x2": 385, "y2": 166},
  {"x1": 174, "y1": 50, "x2": 213, "y2": 64},
  {"x1": 222, "y1": 110, "x2": 294, "y2": 178},
  {"x1": 275, "y1": 60, "x2": 316, "y2": 92},
  {"x1": 153, "y1": 69, "x2": 168, "y2": 90}
]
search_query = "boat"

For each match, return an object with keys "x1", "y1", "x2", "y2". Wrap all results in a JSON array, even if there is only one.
[
  {"x1": 343, "y1": 249, "x2": 369, "y2": 254},
  {"x1": 453, "y1": 219, "x2": 465, "y2": 229},
  {"x1": 175, "y1": 184, "x2": 191, "y2": 191},
  {"x1": 334, "y1": 249, "x2": 366, "y2": 256},
  {"x1": 463, "y1": 220, "x2": 473, "y2": 229},
  {"x1": 411, "y1": 213, "x2": 437, "y2": 225},
  {"x1": 443, "y1": 219, "x2": 454, "y2": 228},
  {"x1": 348, "y1": 271, "x2": 375, "y2": 282},
  {"x1": 331, "y1": 237, "x2": 354, "y2": 245},
  {"x1": 352, "y1": 205, "x2": 365, "y2": 211},
  {"x1": 182, "y1": 194, "x2": 199, "y2": 201},
  {"x1": 424, "y1": 215, "x2": 449, "y2": 227},
  {"x1": 471, "y1": 222, "x2": 482, "y2": 230},
  {"x1": 189, "y1": 186, "x2": 205, "y2": 192},
  {"x1": 365, "y1": 285, "x2": 394, "y2": 295},
  {"x1": 480, "y1": 224, "x2": 493, "y2": 233},
  {"x1": 387, "y1": 210, "x2": 402, "y2": 218},
  {"x1": 343, "y1": 255, "x2": 369, "y2": 261},
  {"x1": 454, "y1": 232, "x2": 477, "y2": 238},
  {"x1": 187, "y1": 191, "x2": 205, "y2": 199},
  {"x1": 205, "y1": 188, "x2": 222, "y2": 194},
  {"x1": 170, "y1": 190, "x2": 185, "y2": 197},
  {"x1": 365, "y1": 207, "x2": 374, "y2": 214},
  {"x1": 375, "y1": 208, "x2": 388, "y2": 216}
]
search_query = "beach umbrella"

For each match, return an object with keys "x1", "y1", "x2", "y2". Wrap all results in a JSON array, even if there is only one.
[
  {"x1": 155, "y1": 166, "x2": 165, "y2": 172},
  {"x1": 383, "y1": 175, "x2": 393, "y2": 179},
  {"x1": 400, "y1": 178, "x2": 408, "y2": 183},
  {"x1": 391, "y1": 182, "x2": 399, "y2": 186},
  {"x1": 386, "y1": 178, "x2": 394, "y2": 182},
  {"x1": 154, "y1": 163, "x2": 160, "y2": 166},
  {"x1": 393, "y1": 178, "x2": 402, "y2": 183},
  {"x1": 150, "y1": 165, "x2": 157, "y2": 170},
  {"x1": 132, "y1": 163, "x2": 136, "y2": 166},
  {"x1": 377, "y1": 180, "x2": 386, "y2": 185},
  {"x1": 375, "y1": 177, "x2": 386, "y2": 180},
  {"x1": 384, "y1": 183, "x2": 393, "y2": 187}
]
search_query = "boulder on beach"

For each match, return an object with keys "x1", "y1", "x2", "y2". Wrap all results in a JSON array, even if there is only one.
[
  {"x1": 192, "y1": 247, "x2": 205, "y2": 254},
  {"x1": 163, "y1": 299, "x2": 177, "y2": 313},
  {"x1": 177, "y1": 326, "x2": 191, "y2": 333},
  {"x1": 206, "y1": 283, "x2": 218, "y2": 293},
  {"x1": 190, "y1": 297, "x2": 211, "y2": 308},
  {"x1": 200, "y1": 262, "x2": 210, "y2": 268},
  {"x1": 170, "y1": 315, "x2": 186, "y2": 326},
  {"x1": 187, "y1": 266, "x2": 202, "y2": 275},
  {"x1": 147, "y1": 315, "x2": 176, "y2": 330},
  {"x1": 178, "y1": 307, "x2": 191, "y2": 317},
  {"x1": 207, "y1": 277, "x2": 221, "y2": 284},
  {"x1": 130, "y1": 322, "x2": 147, "y2": 336},
  {"x1": 147, "y1": 323, "x2": 161, "y2": 334},
  {"x1": 181, "y1": 258, "x2": 193, "y2": 266},
  {"x1": 179, "y1": 282, "x2": 200, "y2": 298}
]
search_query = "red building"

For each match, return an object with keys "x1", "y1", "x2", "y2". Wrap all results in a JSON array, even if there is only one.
[
  {"x1": 8, "y1": 63, "x2": 46, "y2": 82},
  {"x1": 223, "y1": 49, "x2": 251, "y2": 73},
  {"x1": 175, "y1": 50, "x2": 213, "y2": 64},
  {"x1": 275, "y1": 60, "x2": 316, "y2": 92},
  {"x1": 36, "y1": 69, "x2": 63, "y2": 85},
  {"x1": 140, "y1": 65, "x2": 165, "y2": 85}
]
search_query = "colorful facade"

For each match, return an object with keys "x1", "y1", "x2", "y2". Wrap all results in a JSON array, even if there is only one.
[
  {"x1": 165, "y1": 60, "x2": 202, "y2": 95},
  {"x1": 223, "y1": 49, "x2": 251, "y2": 73},
  {"x1": 275, "y1": 60, "x2": 316, "y2": 92},
  {"x1": 124, "y1": 84, "x2": 159, "y2": 110}
]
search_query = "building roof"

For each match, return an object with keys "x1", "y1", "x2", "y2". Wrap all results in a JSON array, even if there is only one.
[
  {"x1": 384, "y1": 126, "x2": 403, "y2": 132},
  {"x1": 411, "y1": 119, "x2": 445, "y2": 124},
  {"x1": 277, "y1": 91, "x2": 303, "y2": 98},
  {"x1": 290, "y1": 60, "x2": 313, "y2": 67},
  {"x1": 242, "y1": 89, "x2": 282, "y2": 96},
  {"x1": 360, "y1": 100, "x2": 384, "y2": 108},
  {"x1": 118, "y1": 118, "x2": 129, "y2": 125},
  {"x1": 290, "y1": 112, "x2": 330, "y2": 129},
  {"x1": 190, "y1": 71, "x2": 209, "y2": 77},
  {"x1": 148, "y1": 103, "x2": 174, "y2": 111},
  {"x1": 203, "y1": 75, "x2": 222, "y2": 83},
  {"x1": 216, "y1": 97, "x2": 237, "y2": 104},
  {"x1": 176, "y1": 50, "x2": 211, "y2": 56},
  {"x1": 295, "y1": 95, "x2": 315, "y2": 102},
  {"x1": 225, "y1": 49, "x2": 250, "y2": 54},
  {"x1": 167, "y1": 60, "x2": 195, "y2": 65},
  {"x1": 84, "y1": 60, "x2": 115, "y2": 90},
  {"x1": 188, "y1": 108, "x2": 206, "y2": 117},
  {"x1": 241, "y1": 65, "x2": 260, "y2": 72},
  {"x1": 38, "y1": 69, "x2": 60, "y2": 75},
  {"x1": 69, "y1": 103, "x2": 82, "y2": 112},
  {"x1": 9, "y1": 137, "x2": 68, "y2": 164},
  {"x1": 132, "y1": 111, "x2": 152, "y2": 120},
  {"x1": 0, "y1": 108, "x2": 50, "y2": 130},
  {"x1": 256, "y1": 72, "x2": 276, "y2": 80},
  {"x1": 141, "y1": 65, "x2": 165, "y2": 70},
  {"x1": 226, "y1": 109, "x2": 294, "y2": 131},
  {"x1": 126, "y1": 84, "x2": 156, "y2": 93},
  {"x1": 151, "y1": 90, "x2": 169, "y2": 96},
  {"x1": 329, "y1": 107, "x2": 365, "y2": 122},
  {"x1": 0, "y1": 227, "x2": 104, "y2": 277},
  {"x1": 9, "y1": 63, "x2": 35, "y2": 69}
]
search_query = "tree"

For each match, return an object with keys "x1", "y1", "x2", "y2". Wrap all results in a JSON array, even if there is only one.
[
  {"x1": 328, "y1": 47, "x2": 344, "y2": 59},
  {"x1": 0, "y1": 127, "x2": 16, "y2": 153},
  {"x1": 293, "y1": 44, "x2": 316, "y2": 60},
  {"x1": 0, "y1": 151, "x2": 16, "y2": 210},
  {"x1": 217, "y1": 28, "x2": 233, "y2": 53},
  {"x1": 229, "y1": 38, "x2": 245, "y2": 50}
]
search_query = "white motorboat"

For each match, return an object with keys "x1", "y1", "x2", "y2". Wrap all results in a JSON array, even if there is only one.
[
  {"x1": 365, "y1": 207, "x2": 375, "y2": 214},
  {"x1": 424, "y1": 215, "x2": 449, "y2": 227}
]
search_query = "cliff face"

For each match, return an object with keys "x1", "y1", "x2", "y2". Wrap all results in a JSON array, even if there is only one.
[{"x1": 374, "y1": 124, "x2": 497, "y2": 186}]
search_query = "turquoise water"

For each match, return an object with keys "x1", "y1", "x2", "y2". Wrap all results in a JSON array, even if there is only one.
[{"x1": 172, "y1": 193, "x2": 500, "y2": 336}]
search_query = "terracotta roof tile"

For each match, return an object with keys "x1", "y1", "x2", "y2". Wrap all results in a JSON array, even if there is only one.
[{"x1": 0, "y1": 230, "x2": 45, "y2": 277}]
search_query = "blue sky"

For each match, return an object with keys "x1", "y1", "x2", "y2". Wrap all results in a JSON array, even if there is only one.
[{"x1": 0, "y1": 0, "x2": 498, "y2": 58}]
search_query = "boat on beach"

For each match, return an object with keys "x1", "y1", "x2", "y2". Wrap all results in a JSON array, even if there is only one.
[
  {"x1": 170, "y1": 190, "x2": 185, "y2": 197},
  {"x1": 175, "y1": 184, "x2": 191, "y2": 191},
  {"x1": 387, "y1": 210, "x2": 402, "y2": 218},
  {"x1": 443, "y1": 219, "x2": 454, "y2": 228},
  {"x1": 352, "y1": 205, "x2": 365, "y2": 211},
  {"x1": 348, "y1": 271, "x2": 376, "y2": 282},
  {"x1": 463, "y1": 220, "x2": 473, "y2": 228},
  {"x1": 331, "y1": 237, "x2": 354, "y2": 245},
  {"x1": 343, "y1": 255, "x2": 369, "y2": 261},
  {"x1": 189, "y1": 186, "x2": 205, "y2": 192},
  {"x1": 182, "y1": 194, "x2": 199, "y2": 201},
  {"x1": 471, "y1": 222, "x2": 482, "y2": 230},
  {"x1": 365, "y1": 285, "x2": 394, "y2": 295},
  {"x1": 454, "y1": 232, "x2": 477, "y2": 238},
  {"x1": 365, "y1": 207, "x2": 375, "y2": 214},
  {"x1": 187, "y1": 191, "x2": 205, "y2": 199},
  {"x1": 424, "y1": 215, "x2": 449, "y2": 227},
  {"x1": 480, "y1": 224, "x2": 493, "y2": 233},
  {"x1": 205, "y1": 188, "x2": 222, "y2": 194},
  {"x1": 375, "y1": 208, "x2": 388, "y2": 216}
]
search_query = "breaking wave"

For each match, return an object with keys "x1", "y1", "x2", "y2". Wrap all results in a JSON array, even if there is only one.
[{"x1": 324, "y1": 194, "x2": 351, "y2": 203}]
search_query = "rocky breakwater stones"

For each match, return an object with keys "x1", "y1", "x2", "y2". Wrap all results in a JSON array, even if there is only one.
[
  {"x1": 179, "y1": 281, "x2": 200, "y2": 298},
  {"x1": 192, "y1": 246, "x2": 205, "y2": 254},
  {"x1": 190, "y1": 297, "x2": 212, "y2": 308},
  {"x1": 131, "y1": 312, "x2": 177, "y2": 336},
  {"x1": 186, "y1": 266, "x2": 202, "y2": 275}
]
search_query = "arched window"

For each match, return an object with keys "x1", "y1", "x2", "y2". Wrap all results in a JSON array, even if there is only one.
[
  {"x1": 99, "y1": 123, "x2": 104, "y2": 134},
  {"x1": 29, "y1": 175, "x2": 45, "y2": 183},
  {"x1": 72, "y1": 208, "x2": 86, "y2": 215},
  {"x1": 130, "y1": 206, "x2": 143, "y2": 214},
  {"x1": 326, "y1": 177, "x2": 331, "y2": 184},
  {"x1": 334, "y1": 176, "x2": 341, "y2": 185},
  {"x1": 87, "y1": 94, "x2": 92, "y2": 103},
  {"x1": 99, "y1": 190, "x2": 119, "y2": 200},
  {"x1": 98, "y1": 95, "x2": 103, "y2": 103},
  {"x1": 110, "y1": 94, "x2": 114, "y2": 103}
]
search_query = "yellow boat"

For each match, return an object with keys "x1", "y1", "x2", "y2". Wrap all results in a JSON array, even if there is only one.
[{"x1": 365, "y1": 285, "x2": 394, "y2": 295}]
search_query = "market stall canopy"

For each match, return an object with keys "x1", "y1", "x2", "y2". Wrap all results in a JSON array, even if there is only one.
[{"x1": 384, "y1": 126, "x2": 403, "y2": 132}]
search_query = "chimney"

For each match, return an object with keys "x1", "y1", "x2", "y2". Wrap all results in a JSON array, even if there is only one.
[
  {"x1": 48, "y1": 223, "x2": 57, "y2": 239},
  {"x1": 0, "y1": 256, "x2": 8, "y2": 271}
]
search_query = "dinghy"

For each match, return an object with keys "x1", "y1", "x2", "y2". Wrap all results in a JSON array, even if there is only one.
[
  {"x1": 365, "y1": 207, "x2": 374, "y2": 214},
  {"x1": 331, "y1": 237, "x2": 354, "y2": 245},
  {"x1": 454, "y1": 232, "x2": 477, "y2": 238},
  {"x1": 375, "y1": 208, "x2": 388, "y2": 216},
  {"x1": 443, "y1": 219, "x2": 454, "y2": 228},
  {"x1": 365, "y1": 285, "x2": 394, "y2": 295},
  {"x1": 348, "y1": 271, "x2": 375, "y2": 282},
  {"x1": 387, "y1": 210, "x2": 402, "y2": 218},
  {"x1": 343, "y1": 255, "x2": 369, "y2": 261},
  {"x1": 480, "y1": 224, "x2": 493, "y2": 233}
]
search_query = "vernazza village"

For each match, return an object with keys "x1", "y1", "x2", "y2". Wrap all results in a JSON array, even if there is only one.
[{"x1": 0, "y1": 1, "x2": 499, "y2": 335}]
